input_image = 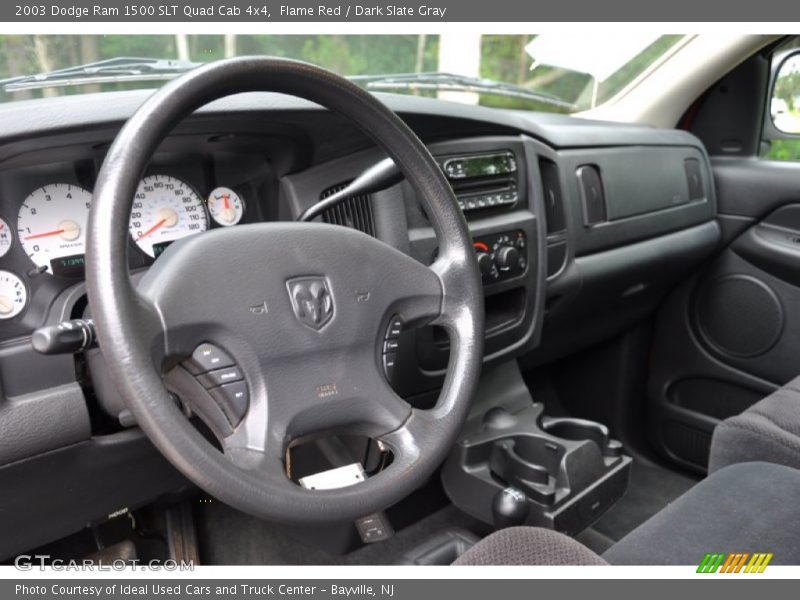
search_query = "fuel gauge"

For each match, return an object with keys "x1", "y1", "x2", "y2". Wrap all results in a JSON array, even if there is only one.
[
  {"x1": 0, "y1": 216, "x2": 13, "y2": 257},
  {"x1": 207, "y1": 187, "x2": 244, "y2": 227}
]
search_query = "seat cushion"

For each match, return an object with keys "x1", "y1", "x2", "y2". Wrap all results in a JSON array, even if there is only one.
[
  {"x1": 709, "y1": 378, "x2": 800, "y2": 473},
  {"x1": 452, "y1": 526, "x2": 608, "y2": 566},
  {"x1": 603, "y1": 462, "x2": 800, "y2": 565}
]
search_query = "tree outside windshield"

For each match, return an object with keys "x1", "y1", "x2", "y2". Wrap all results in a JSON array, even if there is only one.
[{"x1": 0, "y1": 34, "x2": 682, "y2": 112}]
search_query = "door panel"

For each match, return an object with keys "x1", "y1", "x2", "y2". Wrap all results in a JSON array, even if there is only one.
[{"x1": 647, "y1": 159, "x2": 800, "y2": 472}]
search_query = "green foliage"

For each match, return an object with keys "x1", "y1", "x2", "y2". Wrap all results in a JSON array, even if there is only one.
[
  {"x1": 0, "y1": 34, "x2": 678, "y2": 113},
  {"x1": 761, "y1": 139, "x2": 800, "y2": 161},
  {"x1": 774, "y1": 70, "x2": 800, "y2": 112},
  {"x1": 481, "y1": 35, "x2": 531, "y2": 85},
  {"x1": 479, "y1": 34, "x2": 681, "y2": 111}
]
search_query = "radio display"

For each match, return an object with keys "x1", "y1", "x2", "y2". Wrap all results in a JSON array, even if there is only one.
[{"x1": 442, "y1": 152, "x2": 517, "y2": 180}]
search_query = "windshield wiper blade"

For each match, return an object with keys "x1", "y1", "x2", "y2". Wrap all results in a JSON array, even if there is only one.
[
  {"x1": 0, "y1": 57, "x2": 201, "y2": 93},
  {"x1": 350, "y1": 72, "x2": 576, "y2": 111}
]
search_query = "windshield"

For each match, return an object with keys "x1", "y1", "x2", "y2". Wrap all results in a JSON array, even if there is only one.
[{"x1": 0, "y1": 34, "x2": 684, "y2": 112}]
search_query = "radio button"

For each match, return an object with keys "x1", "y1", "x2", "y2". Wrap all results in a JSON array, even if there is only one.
[
  {"x1": 382, "y1": 353, "x2": 398, "y2": 380},
  {"x1": 198, "y1": 366, "x2": 243, "y2": 389},
  {"x1": 386, "y1": 316, "x2": 403, "y2": 339},
  {"x1": 184, "y1": 343, "x2": 235, "y2": 375}
]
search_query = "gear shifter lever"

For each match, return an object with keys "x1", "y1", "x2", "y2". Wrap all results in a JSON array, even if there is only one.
[{"x1": 492, "y1": 486, "x2": 530, "y2": 529}]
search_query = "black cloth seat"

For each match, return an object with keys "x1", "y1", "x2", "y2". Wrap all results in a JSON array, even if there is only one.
[
  {"x1": 453, "y1": 527, "x2": 608, "y2": 566},
  {"x1": 709, "y1": 375, "x2": 800, "y2": 473},
  {"x1": 454, "y1": 462, "x2": 800, "y2": 566}
]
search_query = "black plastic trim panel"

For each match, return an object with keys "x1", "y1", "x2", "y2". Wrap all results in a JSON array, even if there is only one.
[{"x1": 0, "y1": 428, "x2": 189, "y2": 560}]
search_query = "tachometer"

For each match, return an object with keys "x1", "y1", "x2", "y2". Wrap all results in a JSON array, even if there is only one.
[
  {"x1": 129, "y1": 175, "x2": 208, "y2": 257},
  {"x1": 17, "y1": 184, "x2": 92, "y2": 275}
]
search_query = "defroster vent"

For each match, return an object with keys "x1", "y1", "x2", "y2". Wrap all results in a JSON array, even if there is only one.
[{"x1": 319, "y1": 183, "x2": 376, "y2": 237}]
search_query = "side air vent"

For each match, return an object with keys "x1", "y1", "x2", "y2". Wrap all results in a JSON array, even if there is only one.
[
  {"x1": 538, "y1": 159, "x2": 566, "y2": 234},
  {"x1": 576, "y1": 164, "x2": 607, "y2": 226},
  {"x1": 319, "y1": 184, "x2": 377, "y2": 237}
]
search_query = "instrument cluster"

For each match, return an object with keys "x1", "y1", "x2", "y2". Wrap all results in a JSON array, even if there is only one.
[{"x1": 0, "y1": 153, "x2": 268, "y2": 330}]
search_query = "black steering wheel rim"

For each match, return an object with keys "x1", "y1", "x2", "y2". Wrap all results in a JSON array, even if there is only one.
[{"x1": 86, "y1": 57, "x2": 484, "y2": 524}]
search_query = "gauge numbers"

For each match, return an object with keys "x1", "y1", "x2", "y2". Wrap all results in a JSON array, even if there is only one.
[
  {"x1": 0, "y1": 216, "x2": 12, "y2": 258},
  {"x1": 129, "y1": 175, "x2": 209, "y2": 257},
  {"x1": 0, "y1": 270, "x2": 27, "y2": 319},
  {"x1": 17, "y1": 184, "x2": 92, "y2": 273},
  {"x1": 207, "y1": 186, "x2": 244, "y2": 226}
]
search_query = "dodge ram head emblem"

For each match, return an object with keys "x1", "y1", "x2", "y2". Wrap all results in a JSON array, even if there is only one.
[{"x1": 286, "y1": 277, "x2": 334, "y2": 330}]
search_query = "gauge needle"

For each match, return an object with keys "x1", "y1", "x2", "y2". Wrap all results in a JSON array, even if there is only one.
[
  {"x1": 218, "y1": 194, "x2": 236, "y2": 223},
  {"x1": 24, "y1": 220, "x2": 81, "y2": 242},
  {"x1": 0, "y1": 296, "x2": 13, "y2": 315},
  {"x1": 25, "y1": 228, "x2": 65, "y2": 240},
  {"x1": 137, "y1": 218, "x2": 167, "y2": 240},
  {"x1": 138, "y1": 208, "x2": 179, "y2": 240}
]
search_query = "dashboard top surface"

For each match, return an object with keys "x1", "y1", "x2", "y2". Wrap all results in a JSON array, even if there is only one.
[{"x1": 0, "y1": 89, "x2": 705, "y2": 158}]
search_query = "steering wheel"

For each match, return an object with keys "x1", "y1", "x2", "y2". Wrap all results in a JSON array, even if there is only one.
[{"x1": 85, "y1": 57, "x2": 484, "y2": 524}]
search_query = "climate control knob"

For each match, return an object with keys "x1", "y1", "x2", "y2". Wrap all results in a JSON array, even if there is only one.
[
  {"x1": 496, "y1": 245, "x2": 521, "y2": 272},
  {"x1": 476, "y1": 252, "x2": 495, "y2": 276}
]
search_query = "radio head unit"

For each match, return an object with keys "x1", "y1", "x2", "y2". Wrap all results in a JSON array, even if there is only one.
[{"x1": 438, "y1": 150, "x2": 520, "y2": 214}]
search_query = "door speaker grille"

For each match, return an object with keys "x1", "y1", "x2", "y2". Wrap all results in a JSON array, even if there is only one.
[{"x1": 695, "y1": 274, "x2": 784, "y2": 358}]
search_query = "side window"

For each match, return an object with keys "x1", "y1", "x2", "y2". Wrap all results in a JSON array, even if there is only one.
[{"x1": 761, "y1": 37, "x2": 800, "y2": 161}]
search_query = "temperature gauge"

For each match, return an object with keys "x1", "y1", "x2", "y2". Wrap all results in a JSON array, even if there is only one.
[
  {"x1": 207, "y1": 187, "x2": 244, "y2": 226},
  {"x1": 0, "y1": 216, "x2": 12, "y2": 257},
  {"x1": 0, "y1": 270, "x2": 27, "y2": 319}
]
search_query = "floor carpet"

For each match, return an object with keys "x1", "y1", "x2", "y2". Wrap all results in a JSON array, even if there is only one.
[
  {"x1": 197, "y1": 501, "x2": 486, "y2": 565},
  {"x1": 588, "y1": 459, "x2": 698, "y2": 544}
]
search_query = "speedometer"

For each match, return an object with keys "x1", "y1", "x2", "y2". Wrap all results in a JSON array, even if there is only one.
[
  {"x1": 17, "y1": 184, "x2": 92, "y2": 275},
  {"x1": 129, "y1": 175, "x2": 208, "y2": 257}
]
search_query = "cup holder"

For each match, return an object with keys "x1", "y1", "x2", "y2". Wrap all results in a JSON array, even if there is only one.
[
  {"x1": 442, "y1": 403, "x2": 632, "y2": 534},
  {"x1": 489, "y1": 437, "x2": 561, "y2": 503},
  {"x1": 541, "y1": 417, "x2": 622, "y2": 457}
]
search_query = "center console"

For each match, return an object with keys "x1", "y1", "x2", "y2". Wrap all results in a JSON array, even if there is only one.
[{"x1": 441, "y1": 363, "x2": 631, "y2": 536}]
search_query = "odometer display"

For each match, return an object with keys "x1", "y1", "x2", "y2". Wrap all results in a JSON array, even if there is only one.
[{"x1": 129, "y1": 175, "x2": 208, "y2": 257}]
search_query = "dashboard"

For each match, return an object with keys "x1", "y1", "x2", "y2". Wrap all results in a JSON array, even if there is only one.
[{"x1": 0, "y1": 88, "x2": 722, "y2": 558}]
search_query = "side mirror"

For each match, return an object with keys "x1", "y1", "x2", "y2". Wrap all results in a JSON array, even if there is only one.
[{"x1": 771, "y1": 53, "x2": 800, "y2": 134}]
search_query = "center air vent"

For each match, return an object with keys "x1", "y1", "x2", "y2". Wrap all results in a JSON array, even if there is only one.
[
  {"x1": 319, "y1": 184, "x2": 376, "y2": 237},
  {"x1": 538, "y1": 159, "x2": 566, "y2": 234}
]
